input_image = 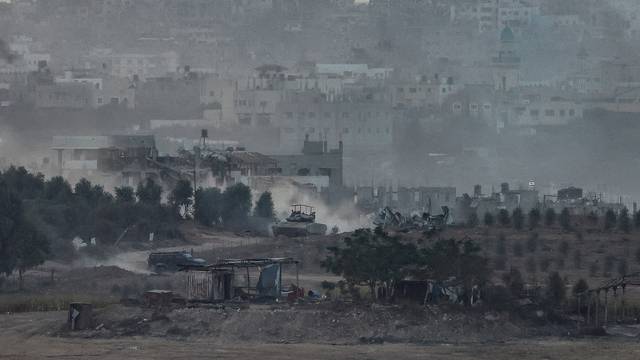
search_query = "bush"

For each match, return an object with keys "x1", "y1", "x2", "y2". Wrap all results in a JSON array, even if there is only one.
[
  {"x1": 603, "y1": 255, "x2": 616, "y2": 276},
  {"x1": 513, "y1": 241, "x2": 523, "y2": 257},
  {"x1": 604, "y1": 209, "x2": 616, "y2": 231},
  {"x1": 545, "y1": 208, "x2": 556, "y2": 227},
  {"x1": 496, "y1": 233, "x2": 507, "y2": 256},
  {"x1": 617, "y1": 259, "x2": 628, "y2": 277},
  {"x1": 498, "y1": 209, "x2": 510, "y2": 227},
  {"x1": 559, "y1": 208, "x2": 571, "y2": 231},
  {"x1": 502, "y1": 268, "x2": 524, "y2": 298},
  {"x1": 618, "y1": 208, "x2": 631, "y2": 233},
  {"x1": 484, "y1": 212, "x2": 495, "y2": 227},
  {"x1": 558, "y1": 241, "x2": 570, "y2": 258},
  {"x1": 545, "y1": 272, "x2": 566, "y2": 307},
  {"x1": 467, "y1": 212, "x2": 479, "y2": 228},
  {"x1": 587, "y1": 211, "x2": 599, "y2": 226},
  {"x1": 555, "y1": 257, "x2": 565, "y2": 270},
  {"x1": 512, "y1": 208, "x2": 524, "y2": 230},
  {"x1": 526, "y1": 233, "x2": 538, "y2": 253},
  {"x1": 572, "y1": 279, "x2": 589, "y2": 297},
  {"x1": 636, "y1": 248, "x2": 640, "y2": 265},
  {"x1": 528, "y1": 208, "x2": 541, "y2": 229},
  {"x1": 221, "y1": 183, "x2": 252, "y2": 228}
]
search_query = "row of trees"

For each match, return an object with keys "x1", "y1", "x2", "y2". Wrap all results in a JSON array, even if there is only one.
[
  {"x1": 470, "y1": 207, "x2": 635, "y2": 233},
  {"x1": 193, "y1": 183, "x2": 275, "y2": 229},
  {"x1": 322, "y1": 228, "x2": 491, "y2": 305}
]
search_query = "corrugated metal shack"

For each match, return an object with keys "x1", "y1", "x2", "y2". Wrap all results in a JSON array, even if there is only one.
[{"x1": 182, "y1": 258, "x2": 300, "y2": 303}]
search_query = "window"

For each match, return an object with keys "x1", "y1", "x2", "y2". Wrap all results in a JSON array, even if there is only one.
[
  {"x1": 530, "y1": 109, "x2": 539, "y2": 116},
  {"x1": 409, "y1": 87, "x2": 417, "y2": 93},
  {"x1": 343, "y1": 128, "x2": 349, "y2": 134},
  {"x1": 209, "y1": 91, "x2": 214, "y2": 97},
  {"x1": 342, "y1": 112, "x2": 349, "y2": 118},
  {"x1": 285, "y1": 112, "x2": 293, "y2": 119},
  {"x1": 559, "y1": 110, "x2": 566, "y2": 117},
  {"x1": 97, "y1": 97, "x2": 103, "y2": 104},
  {"x1": 308, "y1": 112, "x2": 315, "y2": 118},
  {"x1": 259, "y1": 101, "x2": 267, "y2": 107},
  {"x1": 544, "y1": 109, "x2": 555, "y2": 116},
  {"x1": 569, "y1": 109, "x2": 575, "y2": 116},
  {"x1": 453, "y1": 103, "x2": 462, "y2": 112}
]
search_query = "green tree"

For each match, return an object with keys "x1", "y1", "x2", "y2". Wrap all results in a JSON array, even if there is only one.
[
  {"x1": 136, "y1": 178, "x2": 163, "y2": 206},
  {"x1": 528, "y1": 208, "x2": 541, "y2": 229},
  {"x1": 498, "y1": 209, "x2": 510, "y2": 227},
  {"x1": 467, "y1": 212, "x2": 479, "y2": 228},
  {"x1": 254, "y1": 191, "x2": 275, "y2": 219},
  {"x1": 559, "y1": 208, "x2": 571, "y2": 231},
  {"x1": 544, "y1": 208, "x2": 556, "y2": 227},
  {"x1": 418, "y1": 238, "x2": 491, "y2": 306},
  {"x1": 322, "y1": 228, "x2": 417, "y2": 301},
  {"x1": 222, "y1": 183, "x2": 252, "y2": 228},
  {"x1": 194, "y1": 187, "x2": 222, "y2": 227},
  {"x1": 512, "y1": 208, "x2": 524, "y2": 230},
  {"x1": 546, "y1": 272, "x2": 566, "y2": 307},
  {"x1": 572, "y1": 279, "x2": 589, "y2": 298},
  {"x1": 484, "y1": 212, "x2": 495, "y2": 227},
  {"x1": 634, "y1": 211, "x2": 640, "y2": 229},
  {"x1": 115, "y1": 186, "x2": 135, "y2": 203},
  {"x1": 169, "y1": 179, "x2": 193, "y2": 216},
  {"x1": 0, "y1": 181, "x2": 49, "y2": 290},
  {"x1": 618, "y1": 208, "x2": 631, "y2": 233},
  {"x1": 44, "y1": 176, "x2": 73, "y2": 203},
  {"x1": 1, "y1": 166, "x2": 44, "y2": 199},
  {"x1": 502, "y1": 268, "x2": 524, "y2": 298},
  {"x1": 604, "y1": 209, "x2": 616, "y2": 231},
  {"x1": 496, "y1": 233, "x2": 507, "y2": 256}
]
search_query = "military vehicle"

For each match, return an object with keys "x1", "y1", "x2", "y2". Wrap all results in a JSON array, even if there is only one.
[
  {"x1": 272, "y1": 204, "x2": 328, "y2": 237},
  {"x1": 147, "y1": 251, "x2": 206, "y2": 273}
]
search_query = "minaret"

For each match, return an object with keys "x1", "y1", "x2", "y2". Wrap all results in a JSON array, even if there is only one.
[{"x1": 492, "y1": 26, "x2": 521, "y2": 91}]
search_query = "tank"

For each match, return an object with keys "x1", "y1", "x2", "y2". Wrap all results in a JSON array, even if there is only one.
[{"x1": 272, "y1": 204, "x2": 328, "y2": 237}]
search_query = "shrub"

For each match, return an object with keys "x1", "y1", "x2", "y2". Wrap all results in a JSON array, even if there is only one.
[
  {"x1": 484, "y1": 212, "x2": 495, "y2": 227},
  {"x1": 498, "y1": 209, "x2": 510, "y2": 227},
  {"x1": 559, "y1": 208, "x2": 571, "y2": 231},
  {"x1": 618, "y1": 208, "x2": 631, "y2": 233},
  {"x1": 572, "y1": 279, "x2": 589, "y2": 297},
  {"x1": 528, "y1": 208, "x2": 541, "y2": 229},
  {"x1": 604, "y1": 209, "x2": 617, "y2": 231},
  {"x1": 545, "y1": 208, "x2": 556, "y2": 226},
  {"x1": 496, "y1": 233, "x2": 507, "y2": 256},
  {"x1": 545, "y1": 272, "x2": 566, "y2": 307},
  {"x1": 513, "y1": 241, "x2": 523, "y2": 257},
  {"x1": 502, "y1": 268, "x2": 524, "y2": 298},
  {"x1": 617, "y1": 259, "x2": 628, "y2": 277},
  {"x1": 512, "y1": 208, "x2": 524, "y2": 230},
  {"x1": 467, "y1": 212, "x2": 479, "y2": 228},
  {"x1": 558, "y1": 241, "x2": 570, "y2": 258},
  {"x1": 603, "y1": 255, "x2": 617, "y2": 276},
  {"x1": 526, "y1": 233, "x2": 538, "y2": 253}
]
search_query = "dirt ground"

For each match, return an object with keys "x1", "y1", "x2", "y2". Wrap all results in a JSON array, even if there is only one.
[
  {"x1": 1, "y1": 311, "x2": 640, "y2": 360},
  {"x1": 3, "y1": 225, "x2": 640, "y2": 359}
]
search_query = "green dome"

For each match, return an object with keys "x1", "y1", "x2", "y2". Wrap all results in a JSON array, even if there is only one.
[{"x1": 500, "y1": 27, "x2": 515, "y2": 43}]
